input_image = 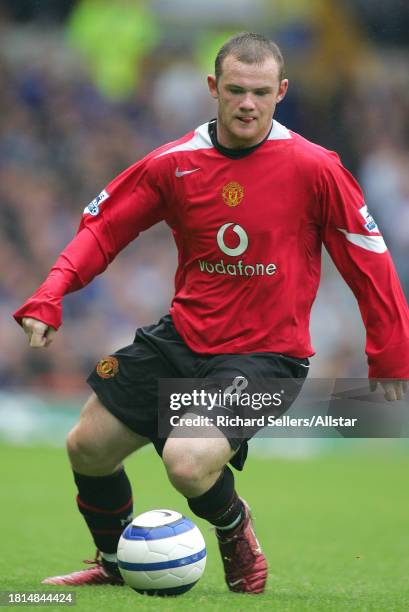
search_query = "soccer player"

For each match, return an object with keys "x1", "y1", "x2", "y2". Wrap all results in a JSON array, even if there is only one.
[{"x1": 14, "y1": 32, "x2": 409, "y2": 594}]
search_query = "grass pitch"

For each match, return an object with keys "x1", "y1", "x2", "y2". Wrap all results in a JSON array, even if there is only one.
[{"x1": 1, "y1": 442, "x2": 409, "y2": 611}]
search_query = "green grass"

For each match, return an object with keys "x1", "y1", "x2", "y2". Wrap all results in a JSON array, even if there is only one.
[{"x1": 1, "y1": 444, "x2": 409, "y2": 611}]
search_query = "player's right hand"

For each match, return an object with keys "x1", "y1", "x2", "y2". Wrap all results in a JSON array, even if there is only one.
[{"x1": 22, "y1": 317, "x2": 56, "y2": 348}]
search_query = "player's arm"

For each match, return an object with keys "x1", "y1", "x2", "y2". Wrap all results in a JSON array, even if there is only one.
[
  {"x1": 14, "y1": 158, "x2": 165, "y2": 344},
  {"x1": 318, "y1": 156, "x2": 409, "y2": 399}
]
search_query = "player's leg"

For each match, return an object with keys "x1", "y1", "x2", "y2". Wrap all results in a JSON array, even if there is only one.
[
  {"x1": 43, "y1": 318, "x2": 187, "y2": 586},
  {"x1": 170, "y1": 352, "x2": 307, "y2": 594},
  {"x1": 160, "y1": 350, "x2": 309, "y2": 594},
  {"x1": 162, "y1": 428, "x2": 248, "y2": 537},
  {"x1": 162, "y1": 431, "x2": 266, "y2": 594},
  {"x1": 67, "y1": 392, "x2": 150, "y2": 570},
  {"x1": 43, "y1": 393, "x2": 150, "y2": 586},
  {"x1": 162, "y1": 425, "x2": 267, "y2": 594}
]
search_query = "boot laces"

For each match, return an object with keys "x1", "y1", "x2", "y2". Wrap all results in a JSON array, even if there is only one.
[{"x1": 83, "y1": 550, "x2": 102, "y2": 567}]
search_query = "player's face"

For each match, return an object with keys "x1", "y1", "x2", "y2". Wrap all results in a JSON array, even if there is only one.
[{"x1": 208, "y1": 55, "x2": 288, "y2": 149}]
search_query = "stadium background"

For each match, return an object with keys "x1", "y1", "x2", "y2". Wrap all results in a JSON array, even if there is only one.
[
  {"x1": 2, "y1": 2, "x2": 409, "y2": 609},
  {"x1": 0, "y1": 1, "x2": 408, "y2": 440}
]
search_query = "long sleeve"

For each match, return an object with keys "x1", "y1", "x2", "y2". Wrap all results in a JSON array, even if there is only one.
[
  {"x1": 319, "y1": 156, "x2": 409, "y2": 378},
  {"x1": 13, "y1": 157, "x2": 165, "y2": 330}
]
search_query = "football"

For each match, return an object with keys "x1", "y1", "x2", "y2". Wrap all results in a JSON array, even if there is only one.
[{"x1": 117, "y1": 509, "x2": 207, "y2": 596}]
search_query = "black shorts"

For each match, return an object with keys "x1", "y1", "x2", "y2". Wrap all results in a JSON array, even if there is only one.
[{"x1": 87, "y1": 315, "x2": 309, "y2": 470}]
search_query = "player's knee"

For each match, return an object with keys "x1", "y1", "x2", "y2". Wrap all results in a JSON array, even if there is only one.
[
  {"x1": 162, "y1": 443, "x2": 208, "y2": 491},
  {"x1": 66, "y1": 427, "x2": 113, "y2": 473},
  {"x1": 66, "y1": 427, "x2": 93, "y2": 466}
]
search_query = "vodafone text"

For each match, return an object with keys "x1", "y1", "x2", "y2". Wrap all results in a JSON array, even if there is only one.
[{"x1": 198, "y1": 258, "x2": 277, "y2": 277}]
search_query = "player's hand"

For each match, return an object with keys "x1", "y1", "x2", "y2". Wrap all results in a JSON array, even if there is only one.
[
  {"x1": 21, "y1": 317, "x2": 56, "y2": 348},
  {"x1": 369, "y1": 379, "x2": 408, "y2": 401}
]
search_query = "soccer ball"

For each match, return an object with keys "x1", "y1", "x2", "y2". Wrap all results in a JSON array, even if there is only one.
[{"x1": 117, "y1": 509, "x2": 206, "y2": 596}]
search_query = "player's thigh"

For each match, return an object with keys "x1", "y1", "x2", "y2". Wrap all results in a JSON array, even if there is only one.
[{"x1": 67, "y1": 392, "x2": 150, "y2": 465}]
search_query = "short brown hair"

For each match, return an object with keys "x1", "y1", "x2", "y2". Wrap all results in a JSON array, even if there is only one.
[{"x1": 215, "y1": 32, "x2": 285, "y2": 84}]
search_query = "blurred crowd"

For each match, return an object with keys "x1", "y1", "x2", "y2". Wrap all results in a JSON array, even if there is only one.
[{"x1": 1, "y1": 0, "x2": 408, "y2": 393}]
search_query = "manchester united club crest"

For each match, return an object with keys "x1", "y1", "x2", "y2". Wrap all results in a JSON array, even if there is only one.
[
  {"x1": 222, "y1": 182, "x2": 244, "y2": 207},
  {"x1": 96, "y1": 356, "x2": 119, "y2": 379}
]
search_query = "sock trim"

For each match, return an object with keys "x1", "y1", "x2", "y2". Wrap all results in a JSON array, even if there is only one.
[
  {"x1": 215, "y1": 511, "x2": 243, "y2": 531},
  {"x1": 77, "y1": 495, "x2": 133, "y2": 515},
  {"x1": 101, "y1": 552, "x2": 118, "y2": 563},
  {"x1": 204, "y1": 492, "x2": 236, "y2": 520}
]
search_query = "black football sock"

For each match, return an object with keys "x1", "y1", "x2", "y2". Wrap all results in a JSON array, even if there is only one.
[
  {"x1": 187, "y1": 466, "x2": 244, "y2": 535},
  {"x1": 74, "y1": 468, "x2": 133, "y2": 575}
]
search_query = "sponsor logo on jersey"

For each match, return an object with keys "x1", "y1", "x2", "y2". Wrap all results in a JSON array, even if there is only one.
[
  {"x1": 198, "y1": 222, "x2": 277, "y2": 277},
  {"x1": 222, "y1": 181, "x2": 244, "y2": 207},
  {"x1": 359, "y1": 204, "x2": 378, "y2": 233},
  {"x1": 198, "y1": 258, "x2": 277, "y2": 277},
  {"x1": 96, "y1": 356, "x2": 119, "y2": 379},
  {"x1": 83, "y1": 189, "x2": 109, "y2": 216},
  {"x1": 217, "y1": 223, "x2": 248, "y2": 256}
]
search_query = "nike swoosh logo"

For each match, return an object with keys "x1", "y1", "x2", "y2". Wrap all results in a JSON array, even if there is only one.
[
  {"x1": 228, "y1": 579, "x2": 244, "y2": 587},
  {"x1": 175, "y1": 167, "x2": 201, "y2": 177}
]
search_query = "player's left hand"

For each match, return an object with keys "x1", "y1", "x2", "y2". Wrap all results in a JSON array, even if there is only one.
[{"x1": 369, "y1": 380, "x2": 408, "y2": 401}]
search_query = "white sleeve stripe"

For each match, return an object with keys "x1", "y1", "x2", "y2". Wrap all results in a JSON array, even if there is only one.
[{"x1": 337, "y1": 228, "x2": 387, "y2": 253}]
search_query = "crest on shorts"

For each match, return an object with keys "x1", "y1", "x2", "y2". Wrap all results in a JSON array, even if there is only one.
[
  {"x1": 96, "y1": 356, "x2": 119, "y2": 379},
  {"x1": 222, "y1": 182, "x2": 244, "y2": 207}
]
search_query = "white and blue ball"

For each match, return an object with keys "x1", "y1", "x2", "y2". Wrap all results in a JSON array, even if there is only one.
[{"x1": 117, "y1": 509, "x2": 206, "y2": 596}]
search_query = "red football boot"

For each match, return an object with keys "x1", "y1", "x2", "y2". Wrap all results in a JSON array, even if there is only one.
[
  {"x1": 42, "y1": 551, "x2": 124, "y2": 586},
  {"x1": 216, "y1": 499, "x2": 268, "y2": 594}
]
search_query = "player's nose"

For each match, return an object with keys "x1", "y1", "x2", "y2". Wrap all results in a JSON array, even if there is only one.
[{"x1": 239, "y1": 93, "x2": 256, "y2": 111}]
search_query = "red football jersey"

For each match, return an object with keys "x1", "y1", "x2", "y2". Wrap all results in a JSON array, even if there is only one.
[{"x1": 13, "y1": 120, "x2": 409, "y2": 378}]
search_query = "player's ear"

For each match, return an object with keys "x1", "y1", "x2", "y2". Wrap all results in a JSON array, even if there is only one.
[
  {"x1": 207, "y1": 75, "x2": 218, "y2": 99},
  {"x1": 276, "y1": 79, "x2": 289, "y2": 104}
]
